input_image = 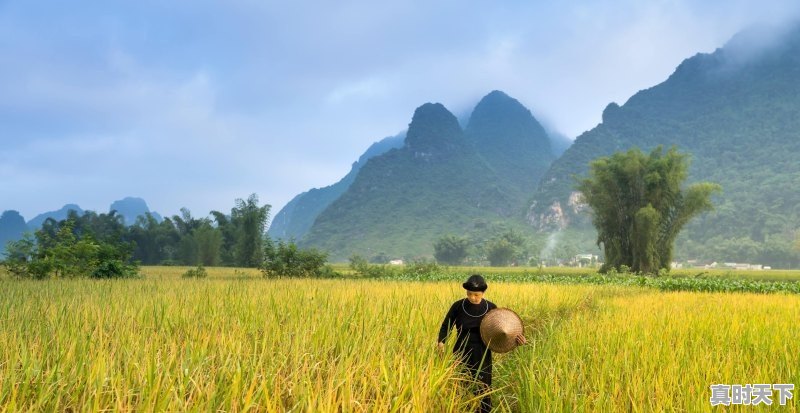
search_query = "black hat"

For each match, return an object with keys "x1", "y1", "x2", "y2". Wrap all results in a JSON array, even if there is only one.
[{"x1": 463, "y1": 274, "x2": 488, "y2": 292}]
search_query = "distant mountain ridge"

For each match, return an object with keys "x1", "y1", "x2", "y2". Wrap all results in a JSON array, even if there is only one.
[
  {"x1": 0, "y1": 210, "x2": 28, "y2": 255},
  {"x1": 27, "y1": 204, "x2": 85, "y2": 230},
  {"x1": 109, "y1": 197, "x2": 162, "y2": 226},
  {"x1": 267, "y1": 133, "x2": 404, "y2": 241},
  {"x1": 0, "y1": 198, "x2": 163, "y2": 251}
]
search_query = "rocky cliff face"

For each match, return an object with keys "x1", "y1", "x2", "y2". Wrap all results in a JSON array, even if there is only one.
[{"x1": 526, "y1": 191, "x2": 586, "y2": 230}]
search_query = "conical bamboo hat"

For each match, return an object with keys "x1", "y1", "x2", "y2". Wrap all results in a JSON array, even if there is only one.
[{"x1": 480, "y1": 308, "x2": 524, "y2": 353}]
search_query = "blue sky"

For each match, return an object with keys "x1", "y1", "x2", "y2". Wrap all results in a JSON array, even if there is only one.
[{"x1": 1, "y1": 0, "x2": 798, "y2": 222}]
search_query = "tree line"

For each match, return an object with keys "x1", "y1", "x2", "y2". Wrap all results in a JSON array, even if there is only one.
[
  {"x1": 129, "y1": 194, "x2": 270, "y2": 267},
  {"x1": 2, "y1": 194, "x2": 334, "y2": 279},
  {"x1": 432, "y1": 229, "x2": 543, "y2": 267}
]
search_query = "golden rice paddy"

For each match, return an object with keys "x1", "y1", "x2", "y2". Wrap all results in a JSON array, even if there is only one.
[{"x1": 0, "y1": 266, "x2": 797, "y2": 411}]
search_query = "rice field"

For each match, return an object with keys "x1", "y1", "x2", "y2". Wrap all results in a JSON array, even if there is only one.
[
  {"x1": 404, "y1": 264, "x2": 800, "y2": 282},
  {"x1": 0, "y1": 266, "x2": 797, "y2": 411},
  {"x1": 333, "y1": 263, "x2": 800, "y2": 282}
]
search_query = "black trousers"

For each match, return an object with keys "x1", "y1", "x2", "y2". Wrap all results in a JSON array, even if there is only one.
[{"x1": 457, "y1": 342, "x2": 492, "y2": 413}]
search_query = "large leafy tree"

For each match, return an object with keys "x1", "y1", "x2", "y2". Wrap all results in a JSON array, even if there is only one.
[
  {"x1": 172, "y1": 208, "x2": 205, "y2": 265},
  {"x1": 577, "y1": 146, "x2": 720, "y2": 274},
  {"x1": 169, "y1": 208, "x2": 225, "y2": 266},
  {"x1": 194, "y1": 222, "x2": 223, "y2": 267},
  {"x1": 231, "y1": 194, "x2": 271, "y2": 267},
  {"x1": 129, "y1": 213, "x2": 180, "y2": 265},
  {"x1": 210, "y1": 211, "x2": 236, "y2": 265},
  {"x1": 433, "y1": 235, "x2": 470, "y2": 265},
  {"x1": 485, "y1": 238, "x2": 516, "y2": 267},
  {"x1": 483, "y1": 229, "x2": 530, "y2": 266}
]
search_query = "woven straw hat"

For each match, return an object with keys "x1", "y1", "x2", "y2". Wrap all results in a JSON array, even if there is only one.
[{"x1": 480, "y1": 308, "x2": 524, "y2": 353}]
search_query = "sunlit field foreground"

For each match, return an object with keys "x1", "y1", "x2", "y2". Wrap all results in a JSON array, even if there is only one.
[{"x1": 0, "y1": 267, "x2": 798, "y2": 411}]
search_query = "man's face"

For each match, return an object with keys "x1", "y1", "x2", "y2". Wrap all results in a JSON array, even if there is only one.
[{"x1": 466, "y1": 290, "x2": 484, "y2": 305}]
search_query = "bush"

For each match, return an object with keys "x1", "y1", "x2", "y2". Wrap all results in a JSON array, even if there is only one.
[
  {"x1": 182, "y1": 265, "x2": 208, "y2": 278},
  {"x1": 3, "y1": 220, "x2": 139, "y2": 279},
  {"x1": 401, "y1": 260, "x2": 447, "y2": 278},
  {"x1": 92, "y1": 260, "x2": 139, "y2": 279},
  {"x1": 262, "y1": 239, "x2": 338, "y2": 278},
  {"x1": 3, "y1": 236, "x2": 49, "y2": 279},
  {"x1": 602, "y1": 263, "x2": 631, "y2": 276},
  {"x1": 349, "y1": 254, "x2": 396, "y2": 277},
  {"x1": 346, "y1": 257, "x2": 447, "y2": 279}
]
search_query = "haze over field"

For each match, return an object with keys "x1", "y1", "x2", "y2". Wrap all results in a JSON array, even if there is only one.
[{"x1": 2, "y1": 0, "x2": 800, "y2": 220}]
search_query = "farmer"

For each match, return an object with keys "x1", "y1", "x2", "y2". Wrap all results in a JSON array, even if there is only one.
[{"x1": 437, "y1": 274, "x2": 526, "y2": 413}]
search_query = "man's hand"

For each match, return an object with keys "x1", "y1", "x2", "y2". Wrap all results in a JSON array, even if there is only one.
[
  {"x1": 437, "y1": 342, "x2": 445, "y2": 353},
  {"x1": 516, "y1": 334, "x2": 527, "y2": 345}
]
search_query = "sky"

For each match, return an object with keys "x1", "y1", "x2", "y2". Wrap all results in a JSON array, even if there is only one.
[{"x1": 1, "y1": 0, "x2": 799, "y2": 223}]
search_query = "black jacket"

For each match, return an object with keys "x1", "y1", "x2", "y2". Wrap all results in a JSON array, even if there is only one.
[{"x1": 438, "y1": 298, "x2": 497, "y2": 353}]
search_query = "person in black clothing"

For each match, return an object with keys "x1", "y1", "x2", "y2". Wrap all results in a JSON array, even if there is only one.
[{"x1": 437, "y1": 274, "x2": 526, "y2": 413}]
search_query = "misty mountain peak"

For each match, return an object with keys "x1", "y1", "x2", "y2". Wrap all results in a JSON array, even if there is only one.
[
  {"x1": 668, "y1": 22, "x2": 800, "y2": 84},
  {"x1": 0, "y1": 210, "x2": 29, "y2": 256},
  {"x1": 110, "y1": 197, "x2": 149, "y2": 210},
  {"x1": 0, "y1": 210, "x2": 26, "y2": 233},
  {"x1": 721, "y1": 23, "x2": 800, "y2": 62},
  {"x1": 0, "y1": 210, "x2": 25, "y2": 222},
  {"x1": 467, "y1": 90, "x2": 550, "y2": 140},
  {"x1": 602, "y1": 102, "x2": 622, "y2": 124},
  {"x1": 404, "y1": 103, "x2": 463, "y2": 152},
  {"x1": 467, "y1": 90, "x2": 534, "y2": 128},
  {"x1": 110, "y1": 197, "x2": 161, "y2": 226},
  {"x1": 26, "y1": 204, "x2": 85, "y2": 230},
  {"x1": 467, "y1": 90, "x2": 546, "y2": 138},
  {"x1": 466, "y1": 90, "x2": 551, "y2": 152},
  {"x1": 464, "y1": 90, "x2": 553, "y2": 197}
]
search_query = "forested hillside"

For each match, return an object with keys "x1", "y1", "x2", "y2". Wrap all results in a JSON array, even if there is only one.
[
  {"x1": 528, "y1": 25, "x2": 800, "y2": 267},
  {"x1": 302, "y1": 91, "x2": 555, "y2": 261}
]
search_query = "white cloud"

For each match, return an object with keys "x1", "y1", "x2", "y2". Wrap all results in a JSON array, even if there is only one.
[{"x1": 326, "y1": 77, "x2": 390, "y2": 105}]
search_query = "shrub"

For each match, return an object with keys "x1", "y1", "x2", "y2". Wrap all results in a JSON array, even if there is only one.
[
  {"x1": 262, "y1": 239, "x2": 337, "y2": 278},
  {"x1": 3, "y1": 236, "x2": 49, "y2": 279},
  {"x1": 349, "y1": 254, "x2": 396, "y2": 278},
  {"x1": 401, "y1": 260, "x2": 447, "y2": 279},
  {"x1": 3, "y1": 220, "x2": 139, "y2": 279},
  {"x1": 91, "y1": 260, "x2": 139, "y2": 279},
  {"x1": 182, "y1": 265, "x2": 208, "y2": 279}
]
